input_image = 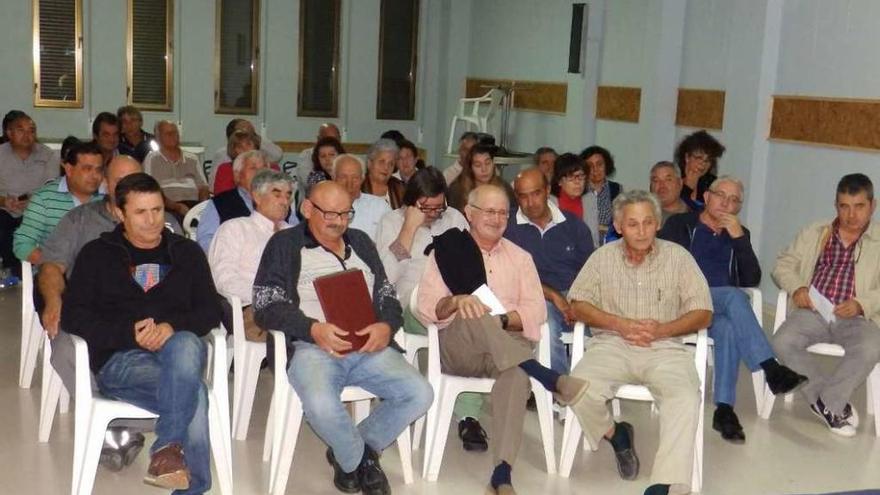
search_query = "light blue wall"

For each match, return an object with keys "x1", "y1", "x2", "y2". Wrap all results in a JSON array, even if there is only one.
[{"x1": 0, "y1": 0, "x2": 458, "y2": 165}]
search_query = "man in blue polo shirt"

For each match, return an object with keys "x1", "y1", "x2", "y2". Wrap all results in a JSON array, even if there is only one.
[{"x1": 506, "y1": 167, "x2": 594, "y2": 373}]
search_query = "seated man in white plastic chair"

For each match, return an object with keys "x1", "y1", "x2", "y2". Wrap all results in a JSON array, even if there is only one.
[
  {"x1": 568, "y1": 190, "x2": 712, "y2": 495},
  {"x1": 61, "y1": 173, "x2": 222, "y2": 493},
  {"x1": 253, "y1": 181, "x2": 433, "y2": 495}
]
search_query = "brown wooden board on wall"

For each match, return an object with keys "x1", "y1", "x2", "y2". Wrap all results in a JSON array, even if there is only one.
[
  {"x1": 770, "y1": 96, "x2": 880, "y2": 152},
  {"x1": 676, "y1": 89, "x2": 725, "y2": 130},
  {"x1": 277, "y1": 141, "x2": 426, "y2": 159},
  {"x1": 465, "y1": 78, "x2": 568, "y2": 114},
  {"x1": 595, "y1": 86, "x2": 641, "y2": 123}
]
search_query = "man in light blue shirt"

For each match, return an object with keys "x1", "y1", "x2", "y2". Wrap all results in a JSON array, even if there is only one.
[{"x1": 332, "y1": 154, "x2": 390, "y2": 241}]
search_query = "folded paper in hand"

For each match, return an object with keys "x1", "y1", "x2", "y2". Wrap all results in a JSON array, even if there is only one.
[
  {"x1": 472, "y1": 284, "x2": 507, "y2": 315},
  {"x1": 809, "y1": 285, "x2": 837, "y2": 324}
]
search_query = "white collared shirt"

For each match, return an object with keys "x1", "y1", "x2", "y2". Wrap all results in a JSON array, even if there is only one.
[{"x1": 515, "y1": 201, "x2": 567, "y2": 236}]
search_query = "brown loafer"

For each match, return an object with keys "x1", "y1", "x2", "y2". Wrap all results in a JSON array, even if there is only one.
[
  {"x1": 554, "y1": 375, "x2": 590, "y2": 406},
  {"x1": 485, "y1": 483, "x2": 517, "y2": 495},
  {"x1": 143, "y1": 443, "x2": 190, "y2": 491}
]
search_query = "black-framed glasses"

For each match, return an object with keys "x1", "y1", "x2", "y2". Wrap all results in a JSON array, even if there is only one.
[
  {"x1": 416, "y1": 199, "x2": 447, "y2": 214},
  {"x1": 311, "y1": 202, "x2": 356, "y2": 221},
  {"x1": 469, "y1": 204, "x2": 509, "y2": 219}
]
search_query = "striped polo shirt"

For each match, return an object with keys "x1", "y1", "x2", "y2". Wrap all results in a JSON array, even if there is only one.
[{"x1": 13, "y1": 177, "x2": 103, "y2": 260}]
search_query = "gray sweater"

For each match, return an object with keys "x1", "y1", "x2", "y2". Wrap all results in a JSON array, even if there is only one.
[{"x1": 253, "y1": 223, "x2": 403, "y2": 350}]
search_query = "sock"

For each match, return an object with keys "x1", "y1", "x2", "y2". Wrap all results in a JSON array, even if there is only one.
[
  {"x1": 518, "y1": 359, "x2": 561, "y2": 392},
  {"x1": 644, "y1": 484, "x2": 670, "y2": 495},
  {"x1": 606, "y1": 422, "x2": 631, "y2": 451},
  {"x1": 716, "y1": 402, "x2": 733, "y2": 412},
  {"x1": 490, "y1": 461, "x2": 512, "y2": 489},
  {"x1": 759, "y1": 358, "x2": 780, "y2": 374}
]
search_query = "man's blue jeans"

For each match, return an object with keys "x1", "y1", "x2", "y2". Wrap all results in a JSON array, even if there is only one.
[
  {"x1": 289, "y1": 342, "x2": 434, "y2": 473},
  {"x1": 709, "y1": 286, "x2": 775, "y2": 407},
  {"x1": 96, "y1": 332, "x2": 211, "y2": 495},
  {"x1": 547, "y1": 300, "x2": 575, "y2": 373}
]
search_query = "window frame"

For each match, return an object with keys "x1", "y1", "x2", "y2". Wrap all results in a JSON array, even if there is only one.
[
  {"x1": 376, "y1": 0, "x2": 420, "y2": 121},
  {"x1": 126, "y1": 0, "x2": 174, "y2": 111},
  {"x1": 32, "y1": 0, "x2": 84, "y2": 108},
  {"x1": 214, "y1": 0, "x2": 261, "y2": 115},
  {"x1": 297, "y1": 0, "x2": 341, "y2": 118}
]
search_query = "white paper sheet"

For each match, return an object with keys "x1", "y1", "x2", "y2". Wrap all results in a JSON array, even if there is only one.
[
  {"x1": 472, "y1": 284, "x2": 507, "y2": 315},
  {"x1": 809, "y1": 285, "x2": 837, "y2": 324}
]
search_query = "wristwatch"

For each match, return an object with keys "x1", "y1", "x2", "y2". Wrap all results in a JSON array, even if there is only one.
[{"x1": 499, "y1": 313, "x2": 509, "y2": 330}]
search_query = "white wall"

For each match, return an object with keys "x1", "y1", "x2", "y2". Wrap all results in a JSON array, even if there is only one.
[{"x1": 0, "y1": 0, "x2": 460, "y2": 165}]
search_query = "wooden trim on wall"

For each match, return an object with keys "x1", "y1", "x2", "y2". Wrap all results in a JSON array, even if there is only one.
[
  {"x1": 465, "y1": 78, "x2": 567, "y2": 114},
  {"x1": 276, "y1": 141, "x2": 426, "y2": 159},
  {"x1": 676, "y1": 88, "x2": 725, "y2": 130},
  {"x1": 769, "y1": 95, "x2": 880, "y2": 152},
  {"x1": 595, "y1": 86, "x2": 641, "y2": 122}
]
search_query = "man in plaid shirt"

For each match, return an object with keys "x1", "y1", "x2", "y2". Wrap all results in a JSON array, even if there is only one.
[{"x1": 772, "y1": 173, "x2": 880, "y2": 436}]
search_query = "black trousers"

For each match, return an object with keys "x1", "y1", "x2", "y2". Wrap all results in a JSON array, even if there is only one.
[{"x1": 0, "y1": 210, "x2": 22, "y2": 277}]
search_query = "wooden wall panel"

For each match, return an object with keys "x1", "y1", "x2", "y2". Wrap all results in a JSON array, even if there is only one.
[
  {"x1": 676, "y1": 89, "x2": 725, "y2": 130},
  {"x1": 770, "y1": 96, "x2": 880, "y2": 152},
  {"x1": 277, "y1": 142, "x2": 426, "y2": 159},
  {"x1": 465, "y1": 78, "x2": 568, "y2": 114},
  {"x1": 595, "y1": 86, "x2": 641, "y2": 122}
]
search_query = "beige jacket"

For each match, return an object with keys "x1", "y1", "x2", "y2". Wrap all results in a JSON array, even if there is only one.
[{"x1": 772, "y1": 219, "x2": 880, "y2": 326}]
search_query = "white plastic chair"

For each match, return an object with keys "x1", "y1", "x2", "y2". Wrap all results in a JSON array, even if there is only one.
[
  {"x1": 265, "y1": 330, "x2": 415, "y2": 495},
  {"x1": 182, "y1": 200, "x2": 210, "y2": 240},
  {"x1": 446, "y1": 88, "x2": 504, "y2": 154},
  {"x1": 421, "y1": 322, "x2": 557, "y2": 481},
  {"x1": 68, "y1": 329, "x2": 233, "y2": 495},
  {"x1": 225, "y1": 295, "x2": 268, "y2": 441},
  {"x1": 759, "y1": 290, "x2": 880, "y2": 435},
  {"x1": 19, "y1": 260, "x2": 43, "y2": 388},
  {"x1": 559, "y1": 323, "x2": 708, "y2": 493},
  {"x1": 38, "y1": 333, "x2": 71, "y2": 442},
  {"x1": 405, "y1": 285, "x2": 429, "y2": 450}
]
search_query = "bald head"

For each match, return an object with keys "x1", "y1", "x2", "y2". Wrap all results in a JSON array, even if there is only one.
[
  {"x1": 106, "y1": 155, "x2": 143, "y2": 203},
  {"x1": 309, "y1": 180, "x2": 350, "y2": 205},
  {"x1": 304, "y1": 181, "x2": 353, "y2": 243},
  {"x1": 514, "y1": 167, "x2": 548, "y2": 191},
  {"x1": 513, "y1": 167, "x2": 551, "y2": 224}
]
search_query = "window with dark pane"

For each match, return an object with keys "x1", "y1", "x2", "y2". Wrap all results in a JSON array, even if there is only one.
[
  {"x1": 216, "y1": 0, "x2": 259, "y2": 114},
  {"x1": 298, "y1": 0, "x2": 340, "y2": 117},
  {"x1": 34, "y1": 0, "x2": 82, "y2": 107},
  {"x1": 377, "y1": 0, "x2": 419, "y2": 120},
  {"x1": 129, "y1": 0, "x2": 172, "y2": 110}
]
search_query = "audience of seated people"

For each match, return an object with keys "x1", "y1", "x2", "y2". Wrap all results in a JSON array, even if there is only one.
[
  {"x1": 772, "y1": 173, "x2": 880, "y2": 437},
  {"x1": 116, "y1": 105, "x2": 155, "y2": 163},
  {"x1": 297, "y1": 122, "x2": 342, "y2": 187},
  {"x1": 0, "y1": 111, "x2": 58, "y2": 277},
  {"x1": 362, "y1": 138, "x2": 405, "y2": 209},
  {"x1": 649, "y1": 160, "x2": 691, "y2": 225},
  {"x1": 550, "y1": 152, "x2": 601, "y2": 247},
  {"x1": 305, "y1": 136, "x2": 345, "y2": 195},
  {"x1": 332, "y1": 153, "x2": 391, "y2": 241},
  {"x1": 659, "y1": 175, "x2": 808, "y2": 443},
  {"x1": 208, "y1": 169, "x2": 294, "y2": 343},
  {"x1": 143, "y1": 120, "x2": 210, "y2": 221},
  {"x1": 253, "y1": 181, "x2": 433, "y2": 495},
  {"x1": 447, "y1": 143, "x2": 515, "y2": 213},
  {"x1": 676, "y1": 129, "x2": 725, "y2": 210},
  {"x1": 8, "y1": 105, "x2": 880, "y2": 495}
]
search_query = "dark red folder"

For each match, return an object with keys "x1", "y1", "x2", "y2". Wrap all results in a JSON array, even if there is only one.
[{"x1": 313, "y1": 269, "x2": 376, "y2": 353}]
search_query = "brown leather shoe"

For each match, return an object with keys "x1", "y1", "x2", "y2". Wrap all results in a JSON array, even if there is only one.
[
  {"x1": 143, "y1": 443, "x2": 190, "y2": 491},
  {"x1": 554, "y1": 375, "x2": 589, "y2": 406}
]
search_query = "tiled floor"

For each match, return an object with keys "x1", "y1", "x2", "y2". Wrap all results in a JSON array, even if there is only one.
[{"x1": 2, "y1": 286, "x2": 879, "y2": 495}]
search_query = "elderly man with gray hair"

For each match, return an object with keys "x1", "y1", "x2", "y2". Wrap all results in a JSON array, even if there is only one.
[
  {"x1": 197, "y1": 149, "x2": 297, "y2": 251},
  {"x1": 568, "y1": 190, "x2": 713, "y2": 495},
  {"x1": 143, "y1": 120, "x2": 210, "y2": 220},
  {"x1": 209, "y1": 169, "x2": 295, "y2": 342},
  {"x1": 333, "y1": 153, "x2": 391, "y2": 241},
  {"x1": 362, "y1": 138, "x2": 405, "y2": 208},
  {"x1": 659, "y1": 176, "x2": 806, "y2": 444}
]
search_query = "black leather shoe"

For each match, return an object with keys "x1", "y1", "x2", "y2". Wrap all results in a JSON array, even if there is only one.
[
  {"x1": 326, "y1": 448, "x2": 360, "y2": 493},
  {"x1": 606, "y1": 422, "x2": 639, "y2": 480},
  {"x1": 712, "y1": 405, "x2": 746, "y2": 443},
  {"x1": 458, "y1": 418, "x2": 489, "y2": 452},
  {"x1": 766, "y1": 364, "x2": 808, "y2": 395},
  {"x1": 358, "y1": 446, "x2": 391, "y2": 495}
]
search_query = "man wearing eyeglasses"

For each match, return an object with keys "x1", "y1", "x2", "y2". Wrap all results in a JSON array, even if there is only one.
[
  {"x1": 253, "y1": 181, "x2": 433, "y2": 495},
  {"x1": 659, "y1": 176, "x2": 807, "y2": 444},
  {"x1": 333, "y1": 153, "x2": 390, "y2": 241}
]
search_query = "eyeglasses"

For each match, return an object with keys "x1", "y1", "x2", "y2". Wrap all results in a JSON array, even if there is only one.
[
  {"x1": 469, "y1": 204, "x2": 510, "y2": 219},
  {"x1": 311, "y1": 202, "x2": 356, "y2": 221},
  {"x1": 417, "y1": 200, "x2": 447, "y2": 214},
  {"x1": 563, "y1": 172, "x2": 587, "y2": 183},
  {"x1": 709, "y1": 189, "x2": 742, "y2": 206}
]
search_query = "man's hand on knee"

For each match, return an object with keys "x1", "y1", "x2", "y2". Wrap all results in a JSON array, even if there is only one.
[
  {"x1": 311, "y1": 322, "x2": 353, "y2": 356},
  {"x1": 455, "y1": 295, "x2": 490, "y2": 319},
  {"x1": 792, "y1": 287, "x2": 814, "y2": 310},
  {"x1": 356, "y1": 322, "x2": 392, "y2": 353}
]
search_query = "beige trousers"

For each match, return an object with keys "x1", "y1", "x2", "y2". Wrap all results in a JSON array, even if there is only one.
[
  {"x1": 438, "y1": 314, "x2": 535, "y2": 465},
  {"x1": 570, "y1": 336, "x2": 700, "y2": 495}
]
